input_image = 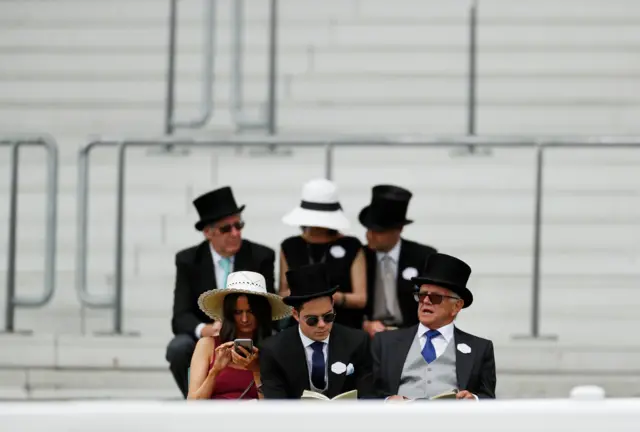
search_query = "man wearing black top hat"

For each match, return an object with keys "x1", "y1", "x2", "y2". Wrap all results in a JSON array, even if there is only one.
[
  {"x1": 359, "y1": 185, "x2": 438, "y2": 337},
  {"x1": 371, "y1": 253, "x2": 496, "y2": 400},
  {"x1": 165, "y1": 186, "x2": 276, "y2": 398},
  {"x1": 259, "y1": 263, "x2": 373, "y2": 399}
]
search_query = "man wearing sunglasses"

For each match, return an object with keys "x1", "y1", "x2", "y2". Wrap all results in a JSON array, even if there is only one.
[
  {"x1": 371, "y1": 253, "x2": 496, "y2": 401},
  {"x1": 166, "y1": 186, "x2": 276, "y2": 398},
  {"x1": 260, "y1": 263, "x2": 373, "y2": 399}
]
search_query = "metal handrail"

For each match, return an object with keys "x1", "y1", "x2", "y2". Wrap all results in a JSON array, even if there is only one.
[
  {"x1": 467, "y1": 0, "x2": 478, "y2": 135},
  {"x1": 165, "y1": 0, "x2": 217, "y2": 134},
  {"x1": 76, "y1": 135, "x2": 534, "y2": 334},
  {"x1": 1, "y1": 135, "x2": 58, "y2": 332},
  {"x1": 76, "y1": 135, "x2": 640, "y2": 336},
  {"x1": 230, "y1": 0, "x2": 278, "y2": 133}
]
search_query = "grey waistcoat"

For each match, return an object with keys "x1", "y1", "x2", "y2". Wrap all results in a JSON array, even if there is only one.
[{"x1": 397, "y1": 333, "x2": 458, "y2": 399}]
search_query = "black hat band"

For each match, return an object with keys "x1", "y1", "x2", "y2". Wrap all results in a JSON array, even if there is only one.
[{"x1": 300, "y1": 201, "x2": 342, "y2": 212}]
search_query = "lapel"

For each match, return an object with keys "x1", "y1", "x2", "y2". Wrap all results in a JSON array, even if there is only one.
[
  {"x1": 284, "y1": 326, "x2": 312, "y2": 395},
  {"x1": 326, "y1": 325, "x2": 349, "y2": 398},
  {"x1": 233, "y1": 240, "x2": 251, "y2": 271},
  {"x1": 389, "y1": 325, "x2": 417, "y2": 392},
  {"x1": 364, "y1": 246, "x2": 377, "y2": 300},
  {"x1": 454, "y1": 327, "x2": 474, "y2": 390},
  {"x1": 197, "y1": 241, "x2": 217, "y2": 292},
  {"x1": 395, "y1": 238, "x2": 414, "y2": 288}
]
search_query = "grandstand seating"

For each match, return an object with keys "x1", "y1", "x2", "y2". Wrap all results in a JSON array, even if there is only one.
[{"x1": 1, "y1": 0, "x2": 640, "y2": 399}]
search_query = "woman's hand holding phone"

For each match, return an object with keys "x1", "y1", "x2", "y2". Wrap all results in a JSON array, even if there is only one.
[{"x1": 232, "y1": 345, "x2": 260, "y2": 373}]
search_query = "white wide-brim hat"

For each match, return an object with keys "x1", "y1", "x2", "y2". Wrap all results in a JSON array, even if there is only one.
[
  {"x1": 282, "y1": 178, "x2": 351, "y2": 231},
  {"x1": 198, "y1": 271, "x2": 292, "y2": 321}
]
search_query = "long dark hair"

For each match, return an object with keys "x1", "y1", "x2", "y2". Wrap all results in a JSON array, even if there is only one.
[{"x1": 219, "y1": 293, "x2": 273, "y2": 348}]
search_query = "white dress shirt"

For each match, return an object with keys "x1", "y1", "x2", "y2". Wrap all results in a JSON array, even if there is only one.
[
  {"x1": 417, "y1": 321, "x2": 455, "y2": 359},
  {"x1": 299, "y1": 326, "x2": 330, "y2": 392},
  {"x1": 194, "y1": 244, "x2": 236, "y2": 339}
]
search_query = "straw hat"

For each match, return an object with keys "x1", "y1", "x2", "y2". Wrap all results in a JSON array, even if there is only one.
[
  {"x1": 198, "y1": 271, "x2": 292, "y2": 321},
  {"x1": 282, "y1": 178, "x2": 350, "y2": 231}
]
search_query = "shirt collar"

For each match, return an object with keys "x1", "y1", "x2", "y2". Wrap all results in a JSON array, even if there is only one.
[
  {"x1": 209, "y1": 243, "x2": 235, "y2": 265},
  {"x1": 376, "y1": 238, "x2": 401, "y2": 263},
  {"x1": 298, "y1": 325, "x2": 330, "y2": 348},
  {"x1": 417, "y1": 321, "x2": 455, "y2": 343}
]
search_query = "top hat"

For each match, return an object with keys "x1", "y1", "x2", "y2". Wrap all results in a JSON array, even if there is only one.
[
  {"x1": 411, "y1": 253, "x2": 473, "y2": 308},
  {"x1": 198, "y1": 271, "x2": 292, "y2": 321},
  {"x1": 359, "y1": 184, "x2": 414, "y2": 231},
  {"x1": 193, "y1": 186, "x2": 245, "y2": 231},
  {"x1": 283, "y1": 263, "x2": 338, "y2": 306},
  {"x1": 282, "y1": 178, "x2": 350, "y2": 231}
]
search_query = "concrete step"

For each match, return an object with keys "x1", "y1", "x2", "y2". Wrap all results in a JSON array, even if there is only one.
[
  {"x1": 3, "y1": 0, "x2": 639, "y2": 24},
  {"x1": 0, "y1": 369, "x2": 175, "y2": 392},
  {"x1": 0, "y1": 0, "x2": 359, "y2": 23},
  {"x1": 0, "y1": 334, "x2": 169, "y2": 368},
  {"x1": 496, "y1": 373, "x2": 640, "y2": 399},
  {"x1": 3, "y1": 144, "x2": 640, "y2": 173},
  {"x1": 4, "y1": 6, "x2": 639, "y2": 51},
  {"x1": 4, "y1": 104, "x2": 640, "y2": 135},
  {"x1": 11, "y1": 73, "x2": 640, "y2": 106},
  {"x1": 0, "y1": 374, "x2": 637, "y2": 399},
  {"x1": 0, "y1": 370, "x2": 638, "y2": 399},
  {"x1": 1, "y1": 332, "x2": 639, "y2": 370},
  {"x1": 3, "y1": 242, "x2": 639, "y2": 275}
]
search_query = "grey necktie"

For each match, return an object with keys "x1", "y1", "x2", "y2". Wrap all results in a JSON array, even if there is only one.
[{"x1": 373, "y1": 255, "x2": 402, "y2": 323}]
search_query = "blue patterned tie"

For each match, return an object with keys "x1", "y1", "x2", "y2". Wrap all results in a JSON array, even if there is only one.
[
  {"x1": 310, "y1": 341, "x2": 326, "y2": 390},
  {"x1": 421, "y1": 329, "x2": 441, "y2": 364},
  {"x1": 219, "y1": 257, "x2": 231, "y2": 287}
]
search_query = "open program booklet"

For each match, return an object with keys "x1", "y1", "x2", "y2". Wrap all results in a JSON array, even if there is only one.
[
  {"x1": 301, "y1": 389, "x2": 358, "y2": 401},
  {"x1": 414, "y1": 389, "x2": 459, "y2": 401}
]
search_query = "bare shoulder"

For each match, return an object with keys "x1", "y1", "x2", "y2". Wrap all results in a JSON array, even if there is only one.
[{"x1": 194, "y1": 336, "x2": 216, "y2": 354}]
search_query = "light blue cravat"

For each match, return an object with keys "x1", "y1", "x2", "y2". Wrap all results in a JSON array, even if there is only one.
[
  {"x1": 421, "y1": 329, "x2": 441, "y2": 364},
  {"x1": 219, "y1": 257, "x2": 232, "y2": 287}
]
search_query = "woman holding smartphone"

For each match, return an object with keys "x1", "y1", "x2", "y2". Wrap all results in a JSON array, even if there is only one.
[{"x1": 187, "y1": 271, "x2": 291, "y2": 400}]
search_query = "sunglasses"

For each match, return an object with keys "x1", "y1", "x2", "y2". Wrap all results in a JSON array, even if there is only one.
[
  {"x1": 303, "y1": 312, "x2": 337, "y2": 327},
  {"x1": 218, "y1": 221, "x2": 245, "y2": 234},
  {"x1": 414, "y1": 291, "x2": 460, "y2": 305}
]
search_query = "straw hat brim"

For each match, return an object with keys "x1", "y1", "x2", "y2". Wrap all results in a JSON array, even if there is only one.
[
  {"x1": 198, "y1": 288, "x2": 292, "y2": 321},
  {"x1": 282, "y1": 207, "x2": 350, "y2": 231}
]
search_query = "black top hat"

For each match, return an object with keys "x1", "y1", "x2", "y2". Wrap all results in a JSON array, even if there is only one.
[
  {"x1": 359, "y1": 185, "x2": 414, "y2": 231},
  {"x1": 193, "y1": 186, "x2": 245, "y2": 231},
  {"x1": 411, "y1": 253, "x2": 473, "y2": 308},
  {"x1": 283, "y1": 263, "x2": 338, "y2": 306}
]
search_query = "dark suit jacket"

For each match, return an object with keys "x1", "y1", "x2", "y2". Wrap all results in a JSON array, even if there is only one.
[
  {"x1": 260, "y1": 324, "x2": 373, "y2": 399},
  {"x1": 171, "y1": 239, "x2": 275, "y2": 336},
  {"x1": 371, "y1": 325, "x2": 496, "y2": 399},
  {"x1": 364, "y1": 238, "x2": 437, "y2": 327}
]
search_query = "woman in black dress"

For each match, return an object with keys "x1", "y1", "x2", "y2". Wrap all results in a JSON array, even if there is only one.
[{"x1": 279, "y1": 179, "x2": 367, "y2": 329}]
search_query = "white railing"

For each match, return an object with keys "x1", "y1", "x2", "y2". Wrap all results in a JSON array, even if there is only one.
[{"x1": 2, "y1": 398, "x2": 640, "y2": 432}]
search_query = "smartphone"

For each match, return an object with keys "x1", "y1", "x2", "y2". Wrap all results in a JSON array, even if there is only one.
[{"x1": 234, "y1": 339, "x2": 253, "y2": 357}]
